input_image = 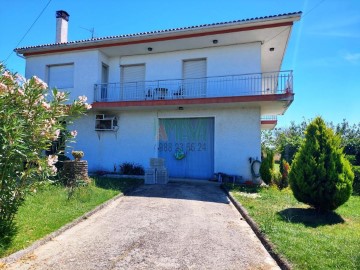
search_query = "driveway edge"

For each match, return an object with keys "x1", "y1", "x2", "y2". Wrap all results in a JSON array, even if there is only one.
[
  {"x1": 221, "y1": 185, "x2": 292, "y2": 270},
  {"x1": 0, "y1": 185, "x2": 140, "y2": 265}
]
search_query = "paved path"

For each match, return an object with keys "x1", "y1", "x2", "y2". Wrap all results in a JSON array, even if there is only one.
[{"x1": 4, "y1": 182, "x2": 279, "y2": 270}]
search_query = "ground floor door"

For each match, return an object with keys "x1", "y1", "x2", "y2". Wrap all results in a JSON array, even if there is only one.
[{"x1": 158, "y1": 118, "x2": 214, "y2": 179}]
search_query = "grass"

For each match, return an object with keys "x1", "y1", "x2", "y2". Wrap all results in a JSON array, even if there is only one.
[
  {"x1": 0, "y1": 177, "x2": 143, "y2": 258},
  {"x1": 227, "y1": 185, "x2": 360, "y2": 270}
]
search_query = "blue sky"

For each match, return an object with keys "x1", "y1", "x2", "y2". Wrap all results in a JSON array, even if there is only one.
[{"x1": 1, "y1": 0, "x2": 359, "y2": 127}]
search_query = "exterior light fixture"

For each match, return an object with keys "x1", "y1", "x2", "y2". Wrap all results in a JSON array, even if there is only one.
[
  {"x1": 178, "y1": 106, "x2": 184, "y2": 110},
  {"x1": 147, "y1": 47, "x2": 153, "y2": 51},
  {"x1": 269, "y1": 47, "x2": 275, "y2": 52},
  {"x1": 212, "y1": 39, "x2": 218, "y2": 44}
]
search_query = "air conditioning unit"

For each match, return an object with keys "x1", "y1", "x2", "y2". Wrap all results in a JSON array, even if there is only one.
[{"x1": 95, "y1": 115, "x2": 118, "y2": 131}]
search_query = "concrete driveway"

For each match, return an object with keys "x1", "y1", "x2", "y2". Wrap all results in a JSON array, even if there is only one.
[{"x1": 4, "y1": 182, "x2": 279, "y2": 270}]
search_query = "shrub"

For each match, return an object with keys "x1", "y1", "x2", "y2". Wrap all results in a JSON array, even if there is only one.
[
  {"x1": 120, "y1": 162, "x2": 134, "y2": 175},
  {"x1": 352, "y1": 166, "x2": 360, "y2": 195},
  {"x1": 356, "y1": 151, "x2": 360, "y2": 166},
  {"x1": 260, "y1": 150, "x2": 274, "y2": 185},
  {"x1": 278, "y1": 159, "x2": 290, "y2": 189},
  {"x1": 119, "y1": 162, "x2": 144, "y2": 175},
  {"x1": 132, "y1": 164, "x2": 145, "y2": 175},
  {"x1": 0, "y1": 64, "x2": 90, "y2": 241},
  {"x1": 272, "y1": 171, "x2": 282, "y2": 189},
  {"x1": 345, "y1": 155, "x2": 357, "y2": 166},
  {"x1": 71, "y1": 150, "x2": 84, "y2": 161},
  {"x1": 289, "y1": 117, "x2": 354, "y2": 212}
]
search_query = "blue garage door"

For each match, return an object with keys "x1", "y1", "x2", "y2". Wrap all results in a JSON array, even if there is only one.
[{"x1": 158, "y1": 118, "x2": 214, "y2": 179}]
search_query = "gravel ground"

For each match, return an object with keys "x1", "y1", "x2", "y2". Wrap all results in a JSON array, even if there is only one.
[{"x1": 3, "y1": 182, "x2": 279, "y2": 270}]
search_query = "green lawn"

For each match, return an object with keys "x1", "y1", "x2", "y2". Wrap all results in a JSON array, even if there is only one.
[
  {"x1": 228, "y1": 185, "x2": 360, "y2": 270},
  {"x1": 0, "y1": 177, "x2": 143, "y2": 258}
]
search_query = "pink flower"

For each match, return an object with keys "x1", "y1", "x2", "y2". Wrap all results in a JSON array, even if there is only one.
[
  {"x1": 78, "y1": 95, "x2": 87, "y2": 103},
  {"x1": 2, "y1": 71, "x2": 12, "y2": 79},
  {"x1": 53, "y1": 129, "x2": 60, "y2": 140},
  {"x1": 84, "y1": 103, "x2": 92, "y2": 110},
  {"x1": 33, "y1": 76, "x2": 48, "y2": 89},
  {"x1": 56, "y1": 91, "x2": 66, "y2": 100},
  {"x1": 47, "y1": 155, "x2": 58, "y2": 166},
  {"x1": 18, "y1": 89, "x2": 25, "y2": 96},
  {"x1": 16, "y1": 74, "x2": 26, "y2": 84},
  {"x1": 50, "y1": 165, "x2": 57, "y2": 174},
  {"x1": 41, "y1": 101, "x2": 50, "y2": 110},
  {"x1": 0, "y1": 82, "x2": 7, "y2": 93},
  {"x1": 70, "y1": 130, "x2": 78, "y2": 138}
]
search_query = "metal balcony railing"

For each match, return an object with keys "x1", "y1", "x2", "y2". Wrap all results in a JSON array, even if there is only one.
[
  {"x1": 261, "y1": 116, "x2": 278, "y2": 121},
  {"x1": 94, "y1": 71, "x2": 293, "y2": 102}
]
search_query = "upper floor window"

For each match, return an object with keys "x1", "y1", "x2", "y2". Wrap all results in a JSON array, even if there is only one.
[
  {"x1": 183, "y1": 59, "x2": 206, "y2": 80},
  {"x1": 121, "y1": 64, "x2": 145, "y2": 83},
  {"x1": 183, "y1": 59, "x2": 207, "y2": 97},
  {"x1": 120, "y1": 64, "x2": 145, "y2": 100},
  {"x1": 47, "y1": 63, "x2": 74, "y2": 89}
]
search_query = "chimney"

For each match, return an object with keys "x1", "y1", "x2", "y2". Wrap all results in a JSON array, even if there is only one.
[{"x1": 56, "y1": 10, "x2": 70, "y2": 43}]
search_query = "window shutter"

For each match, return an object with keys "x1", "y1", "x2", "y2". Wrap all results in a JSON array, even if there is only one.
[
  {"x1": 183, "y1": 59, "x2": 206, "y2": 79},
  {"x1": 121, "y1": 64, "x2": 145, "y2": 100},
  {"x1": 48, "y1": 64, "x2": 74, "y2": 89},
  {"x1": 122, "y1": 65, "x2": 145, "y2": 83},
  {"x1": 183, "y1": 59, "x2": 207, "y2": 97}
]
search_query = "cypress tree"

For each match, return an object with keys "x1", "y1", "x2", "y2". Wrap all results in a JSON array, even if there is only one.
[
  {"x1": 289, "y1": 117, "x2": 354, "y2": 211},
  {"x1": 260, "y1": 149, "x2": 274, "y2": 185}
]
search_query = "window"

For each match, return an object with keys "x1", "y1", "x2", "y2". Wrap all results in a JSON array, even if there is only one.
[
  {"x1": 183, "y1": 59, "x2": 207, "y2": 97},
  {"x1": 48, "y1": 64, "x2": 74, "y2": 89},
  {"x1": 101, "y1": 63, "x2": 109, "y2": 100},
  {"x1": 121, "y1": 64, "x2": 145, "y2": 100},
  {"x1": 95, "y1": 114, "x2": 118, "y2": 131}
]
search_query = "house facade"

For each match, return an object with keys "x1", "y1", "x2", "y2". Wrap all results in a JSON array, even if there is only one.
[{"x1": 15, "y1": 11, "x2": 301, "y2": 181}]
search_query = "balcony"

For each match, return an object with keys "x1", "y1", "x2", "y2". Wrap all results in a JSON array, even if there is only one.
[
  {"x1": 93, "y1": 71, "x2": 293, "y2": 115},
  {"x1": 261, "y1": 116, "x2": 278, "y2": 130}
]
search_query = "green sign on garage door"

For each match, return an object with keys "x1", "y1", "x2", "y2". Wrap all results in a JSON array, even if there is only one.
[{"x1": 158, "y1": 118, "x2": 214, "y2": 179}]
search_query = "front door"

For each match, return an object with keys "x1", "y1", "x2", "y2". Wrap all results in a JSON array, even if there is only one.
[{"x1": 158, "y1": 118, "x2": 214, "y2": 179}]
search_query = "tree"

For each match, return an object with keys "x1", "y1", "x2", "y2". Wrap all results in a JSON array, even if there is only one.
[
  {"x1": 289, "y1": 117, "x2": 354, "y2": 212},
  {"x1": 335, "y1": 119, "x2": 360, "y2": 152},
  {"x1": 278, "y1": 159, "x2": 290, "y2": 189},
  {"x1": 275, "y1": 120, "x2": 307, "y2": 164},
  {"x1": 260, "y1": 149, "x2": 274, "y2": 185},
  {"x1": 0, "y1": 64, "x2": 90, "y2": 241}
]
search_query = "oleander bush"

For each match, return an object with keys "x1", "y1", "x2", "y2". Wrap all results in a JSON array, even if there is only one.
[{"x1": 0, "y1": 64, "x2": 90, "y2": 243}]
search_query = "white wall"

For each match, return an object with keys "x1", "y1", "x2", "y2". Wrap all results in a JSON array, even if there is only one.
[
  {"x1": 116, "y1": 43, "x2": 261, "y2": 81},
  {"x1": 25, "y1": 50, "x2": 101, "y2": 103},
  {"x1": 69, "y1": 107, "x2": 261, "y2": 180},
  {"x1": 24, "y1": 42, "x2": 261, "y2": 102},
  {"x1": 68, "y1": 110, "x2": 158, "y2": 172}
]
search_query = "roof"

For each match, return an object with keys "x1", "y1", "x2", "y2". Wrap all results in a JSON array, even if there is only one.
[{"x1": 15, "y1": 11, "x2": 302, "y2": 54}]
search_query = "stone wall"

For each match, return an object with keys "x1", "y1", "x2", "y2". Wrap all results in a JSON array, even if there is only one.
[{"x1": 62, "y1": 160, "x2": 89, "y2": 186}]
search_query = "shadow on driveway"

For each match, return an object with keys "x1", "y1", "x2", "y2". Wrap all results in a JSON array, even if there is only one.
[{"x1": 129, "y1": 182, "x2": 230, "y2": 204}]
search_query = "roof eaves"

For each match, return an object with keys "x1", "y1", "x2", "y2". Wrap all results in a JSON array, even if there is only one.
[{"x1": 14, "y1": 11, "x2": 302, "y2": 53}]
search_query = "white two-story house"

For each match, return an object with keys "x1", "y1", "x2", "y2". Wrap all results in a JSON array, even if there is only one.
[{"x1": 15, "y1": 11, "x2": 301, "y2": 181}]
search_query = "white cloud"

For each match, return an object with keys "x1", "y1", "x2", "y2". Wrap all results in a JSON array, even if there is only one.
[{"x1": 344, "y1": 52, "x2": 360, "y2": 64}]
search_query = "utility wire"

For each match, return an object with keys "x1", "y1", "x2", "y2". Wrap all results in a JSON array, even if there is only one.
[
  {"x1": 264, "y1": 0, "x2": 327, "y2": 45},
  {"x1": 3, "y1": 0, "x2": 53, "y2": 63}
]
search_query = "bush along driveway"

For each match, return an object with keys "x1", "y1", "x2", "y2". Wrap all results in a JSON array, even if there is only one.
[{"x1": 2, "y1": 182, "x2": 280, "y2": 270}]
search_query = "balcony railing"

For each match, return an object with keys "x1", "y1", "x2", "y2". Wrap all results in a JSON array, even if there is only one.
[
  {"x1": 260, "y1": 115, "x2": 278, "y2": 121},
  {"x1": 94, "y1": 71, "x2": 293, "y2": 102}
]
